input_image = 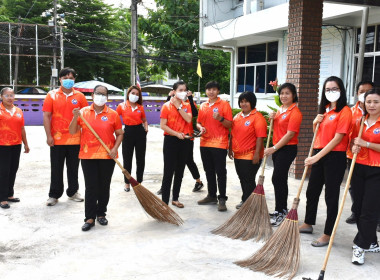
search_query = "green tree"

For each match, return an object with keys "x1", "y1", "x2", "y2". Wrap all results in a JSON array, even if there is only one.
[{"x1": 140, "y1": 0, "x2": 230, "y2": 93}]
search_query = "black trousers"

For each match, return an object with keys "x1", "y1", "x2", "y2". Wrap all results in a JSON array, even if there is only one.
[
  {"x1": 272, "y1": 145, "x2": 297, "y2": 212},
  {"x1": 161, "y1": 136, "x2": 190, "y2": 204},
  {"x1": 0, "y1": 145, "x2": 21, "y2": 201},
  {"x1": 234, "y1": 158, "x2": 261, "y2": 202},
  {"x1": 304, "y1": 150, "x2": 347, "y2": 235},
  {"x1": 186, "y1": 140, "x2": 200, "y2": 180},
  {"x1": 122, "y1": 125, "x2": 147, "y2": 184},
  {"x1": 81, "y1": 159, "x2": 115, "y2": 220},
  {"x1": 49, "y1": 145, "x2": 80, "y2": 199},
  {"x1": 351, "y1": 163, "x2": 380, "y2": 249},
  {"x1": 200, "y1": 147, "x2": 228, "y2": 200}
]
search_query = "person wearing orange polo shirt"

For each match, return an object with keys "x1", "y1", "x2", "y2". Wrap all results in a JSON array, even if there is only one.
[
  {"x1": 264, "y1": 83, "x2": 303, "y2": 226},
  {"x1": 116, "y1": 85, "x2": 148, "y2": 192},
  {"x1": 197, "y1": 81, "x2": 233, "y2": 212},
  {"x1": 160, "y1": 81, "x2": 192, "y2": 208},
  {"x1": 350, "y1": 87, "x2": 380, "y2": 265},
  {"x1": 346, "y1": 81, "x2": 374, "y2": 225},
  {"x1": 299, "y1": 76, "x2": 352, "y2": 248},
  {"x1": 43, "y1": 67, "x2": 88, "y2": 206},
  {"x1": 229, "y1": 91, "x2": 266, "y2": 210},
  {"x1": 69, "y1": 85, "x2": 123, "y2": 231},
  {"x1": 0, "y1": 88, "x2": 30, "y2": 209}
]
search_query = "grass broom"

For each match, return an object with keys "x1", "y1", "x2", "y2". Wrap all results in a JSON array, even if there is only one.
[
  {"x1": 303, "y1": 117, "x2": 365, "y2": 280},
  {"x1": 211, "y1": 119, "x2": 274, "y2": 242},
  {"x1": 234, "y1": 122, "x2": 321, "y2": 280},
  {"x1": 79, "y1": 114, "x2": 184, "y2": 226}
]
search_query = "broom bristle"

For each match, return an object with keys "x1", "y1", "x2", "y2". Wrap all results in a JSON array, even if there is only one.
[
  {"x1": 128, "y1": 175, "x2": 183, "y2": 226},
  {"x1": 234, "y1": 208, "x2": 300, "y2": 280},
  {"x1": 211, "y1": 176, "x2": 273, "y2": 242}
]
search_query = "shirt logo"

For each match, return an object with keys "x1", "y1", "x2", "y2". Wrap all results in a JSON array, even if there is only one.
[
  {"x1": 137, "y1": 110, "x2": 141, "y2": 113},
  {"x1": 245, "y1": 120, "x2": 251, "y2": 126},
  {"x1": 16, "y1": 113, "x2": 22, "y2": 118},
  {"x1": 184, "y1": 108, "x2": 188, "y2": 112},
  {"x1": 101, "y1": 116, "x2": 108, "y2": 121},
  {"x1": 374, "y1": 128, "x2": 380, "y2": 135},
  {"x1": 213, "y1": 108, "x2": 219, "y2": 113},
  {"x1": 71, "y1": 99, "x2": 78, "y2": 105},
  {"x1": 329, "y1": 114, "x2": 336, "y2": 120},
  {"x1": 282, "y1": 114, "x2": 287, "y2": 119}
]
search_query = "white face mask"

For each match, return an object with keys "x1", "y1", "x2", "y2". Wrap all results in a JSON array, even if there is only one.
[
  {"x1": 358, "y1": 93, "x2": 365, "y2": 103},
  {"x1": 325, "y1": 90, "x2": 340, "y2": 103},
  {"x1": 128, "y1": 94, "x2": 139, "y2": 103},
  {"x1": 93, "y1": 95, "x2": 107, "y2": 106},
  {"x1": 176, "y1": 91, "x2": 187, "y2": 101}
]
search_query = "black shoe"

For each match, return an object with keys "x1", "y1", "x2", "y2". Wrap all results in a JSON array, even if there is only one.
[
  {"x1": 82, "y1": 220, "x2": 95, "y2": 231},
  {"x1": 0, "y1": 203, "x2": 10, "y2": 209},
  {"x1": 218, "y1": 198, "x2": 227, "y2": 212},
  {"x1": 192, "y1": 182, "x2": 204, "y2": 192},
  {"x1": 157, "y1": 188, "x2": 162, "y2": 195},
  {"x1": 346, "y1": 213, "x2": 356, "y2": 224},
  {"x1": 7, "y1": 197, "x2": 20, "y2": 202},
  {"x1": 377, "y1": 224, "x2": 380, "y2": 233},
  {"x1": 97, "y1": 217, "x2": 108, "y2": 226}
]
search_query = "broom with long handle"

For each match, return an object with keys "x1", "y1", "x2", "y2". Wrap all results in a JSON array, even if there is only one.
[
  {"x1": 235, "y1": 121, "x2": 321, "y2": 280},
  {"x1": 211, "y1": 118, "x2": 274, "y2": 242},
  {"x1": 79, "y1": 114, "x2": 183, "y2": 226},
  {"x1": 303, "y1": 117, "x2": 365, "y2": 280}
]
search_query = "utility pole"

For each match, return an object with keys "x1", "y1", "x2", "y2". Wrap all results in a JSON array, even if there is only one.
[
  {"x1": 51, "y1": 0, "x2": 58, "y2": 89},
  {"x1": 130, "y1": 0, "x2": 139, "y2": 85},
  {"x1": 60, "y1": 26, "x2": 64, "y2": 69}
]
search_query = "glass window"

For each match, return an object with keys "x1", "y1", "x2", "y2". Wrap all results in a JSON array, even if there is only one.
[
  {"x1": 237, "y1": 67, "x2": 245, "y2": 92},
  {"x1": 357, "y1": 26, "x2": 375, "y2": 53},
  {"x1": 266, "y1": 65, "x2": 277, "y2": 93},
  {"x1": 247, "y1": 44, "x2": 266, "y2": 63},
  {"x1": 374, "y1": 57, "x2": 380, "y2": 85},
  {"x1": 255, "y1": 66, "x2": 266, "y2": 93},
  {"x1": 238, "y1": 47, "x2": 245, "y2": 64},
  {"x1": 245, "y1": 67, "x2": 254, "y2": 92},
  {"x1": 268, "y1": 41, "x2": 278, "y2": 62},
  {"x1": 377, "y1": 26, "x2": 380, "y2": 52},
  {"x1": 362, "y1": 56, "x2": 374, "y2": 82}
]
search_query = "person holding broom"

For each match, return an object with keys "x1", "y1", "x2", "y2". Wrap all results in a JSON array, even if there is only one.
[
  {"x1": 160, "y1": 81, "x2": 192, "y2": 208},
  {"x1": 264, "y1": 83, "x2": 302, "y2": 226},
  {"x1": 349, "y1": 87, "x2": 380, "y2": 264},
  {"x1": 69, "y1": 85, "x2": 123, "y2": 231},
  {"x1": 116, "y1": 85, "x2": 148, "y2": 193},
  {"x1": 229, "y1": 91, "x2": 267, "y2": 210},
  {"x1": 299, "y1": 76, "x2": 352, "y2": 247},
  {"x1": 0, "y1": 88, "x2": 30, "y2": 209}
]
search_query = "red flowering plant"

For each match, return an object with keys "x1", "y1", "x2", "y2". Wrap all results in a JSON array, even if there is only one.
[{"x1": 268, "y1": 79, "x2": 282, "y2": 112}]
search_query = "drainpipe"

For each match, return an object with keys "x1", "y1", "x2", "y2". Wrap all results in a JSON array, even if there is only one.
[{"x1": 199, "y1": 0, "x2": 236, "y2": 107}]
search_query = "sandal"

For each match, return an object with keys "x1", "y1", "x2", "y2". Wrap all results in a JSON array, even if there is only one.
[{"x1": 172, "y1": 201, "x2": 184, "y2": 208}]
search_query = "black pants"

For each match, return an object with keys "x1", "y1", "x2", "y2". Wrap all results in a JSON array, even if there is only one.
[
  {"x1": 49, "y1": 145, "x2": 80, "y2": 199},
  {"x1": 272, "y1": 145, "x2": 297, "y2": 212},
  {"x1": 200, "y1": 147, "x2": 228, "y2": 200},
  {"x1": 122, "y1": 125, "x2": 147, "y2": 184},
  {"x1": 234, "y1": 158, "x2": 261, "y2": 202},
  {"x1": 351, "y1": 163, "x2": 380, "y2": 249},
  {"x1": 186, "y1": 140, "x2": 200, "y2": 180},
  {"x1": 304, "y1": 150, "x2": 346, "y2": 235},
  {"x1": 0, "y1": 145, "x2": 21, "y2": 202},
  {"x1": 81, "y1": 159, "x2": 115, "y2": 220},
  {"x1": 161, "y1": 136, "x2": 190, "y2": 204}
]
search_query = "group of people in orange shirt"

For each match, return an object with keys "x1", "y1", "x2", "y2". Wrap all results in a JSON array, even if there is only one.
[{"x1": 1, "y1": 68, "x2": 379, "y2": 265}]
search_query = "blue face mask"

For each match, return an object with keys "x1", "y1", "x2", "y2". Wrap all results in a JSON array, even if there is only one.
[{"x1": 61, "y1": 79, "x2": 74, "y2": 89}]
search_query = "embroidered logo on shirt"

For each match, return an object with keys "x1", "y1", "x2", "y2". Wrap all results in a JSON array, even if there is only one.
[
  {"x1": 245, "y1": 120, "x2": 251, "y2": 126},
  {"x1": 329, "y1": 114, "x2": 336, "y2": 120},
  {"x1": 16, "y1": 113, "x2": 22, "y2": 118},
  {"x1": 184, "y1": 108, "x2": 188, "y2": 112},
  {"x1": 101, "y1": 116, "x2": 108, "y2": 122},
  {"x1": 213, "y1": 107, "x2": 219, "y2": 113},
  {"x1": 71, "y1": 99, "x2": 78, "y2": 105},
  {"x1": 282, "y1": 114, "x2": 287, "y2": 119},
  {"x1": 137, "y1": 110, "x2": 141, "y2": 113},
  {"x1": 374, "y1": 128, "x2": 380, "y2": 135}
]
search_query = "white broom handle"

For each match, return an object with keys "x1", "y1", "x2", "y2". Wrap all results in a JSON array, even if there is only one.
[{"x1": 259, "y1": 118, "x2": 274, "y2": 177}]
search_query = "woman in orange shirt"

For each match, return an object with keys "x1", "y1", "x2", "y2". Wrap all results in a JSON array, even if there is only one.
[
  {"x1": 116, "y1": 86, "x2": 148, "y2": 192},
  {"x1": 299, "y1": 76, "x2": 352, "y2": 247},
  {"x1": 350, "y1": 87, "x2": 380, "y2": 265},
  {"x1": 0, "y1": 88, "x2": 30, "y2": 209},
  {"x1": 69, "y1": 85, "x2": 123, "y2": 231},
  {"x1": 264, "y1": 83, "x2": 302, "y2": 226}
]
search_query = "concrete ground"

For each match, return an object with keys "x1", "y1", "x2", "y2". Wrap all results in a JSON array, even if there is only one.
[{"x1": 1, "y1": 126, "x2": 379, "y2": 280}]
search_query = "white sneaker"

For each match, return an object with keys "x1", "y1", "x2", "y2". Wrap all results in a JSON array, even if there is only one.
[
  {"x1": 69, "y1": 192, "x2": 84, "y2": 202},
  {"x1": 352, "y1": 247, "x2": 365, "y2": 265},
  {"x1": 269, "y1": 211, "x2": 279, "y2": 218},
  {"x1": 352, "y1": 242, "x2": 380, "y2": 253},
  {"x1": 46, "y1": 197, "x2": 58, "y2": 206},
  {"x1": 271, "y1": 210, "x2": 288, "y2": 227}
]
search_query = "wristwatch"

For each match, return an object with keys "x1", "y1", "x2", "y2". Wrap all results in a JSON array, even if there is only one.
[
  {"x1": 273, "y1": 145, "x2": 277, "y2": 150},
  {"x1": 219, "y1": 117, "x2": 225, "y2": 122},
  {"x1": 177, "y1": 104, "x2": 183, "y2": 111}
]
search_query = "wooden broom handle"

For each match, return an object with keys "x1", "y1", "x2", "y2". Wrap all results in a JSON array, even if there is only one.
[
  {"x1": 259, "y1": 118, "x2": 274, "y2": 177},
  {"x1": 295, "y1": 122, "x2": 320, "y2": 199},
  {"x1": 79, "y1": 114, "x2": 132, "y2": 180},
  {"x1": 321, "y1": 116, "x2": 365, "y2": 271}
]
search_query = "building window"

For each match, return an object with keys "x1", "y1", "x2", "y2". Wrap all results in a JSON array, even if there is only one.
[
  {"x1": 237, "y1": 41, "x2": 278, "y2": 94},
  {"x1": 355, "y1": 25, "x2": 380, "y2": 86}
]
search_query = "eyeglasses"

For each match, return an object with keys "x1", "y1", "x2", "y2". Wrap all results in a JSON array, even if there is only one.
[
  {"x1": 94, "y1": 92, "x2": 107, "y2": 96},
  {"x1": 2, "y1": 94, "x2": 15, "y2": 98},
  {"x1": 325, "y1": 87, "x2": 340, "y2": 93}
]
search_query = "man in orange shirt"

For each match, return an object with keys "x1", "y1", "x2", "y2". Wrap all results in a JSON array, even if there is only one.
[
  {"x1": 42, "y1": 67, "x2": 88, "y2": 206},
  {"x1": 197, "y1": 81, "x2": 233, "y2": 211}
]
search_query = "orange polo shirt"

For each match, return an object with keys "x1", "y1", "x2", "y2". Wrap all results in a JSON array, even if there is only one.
[
  {"x1": 197, "y1": 97, "x2": 233, "y2": 149},
  {"x1": 0, "y1": 103, "x2": 24, "y2": 146},
  {"x1": 314, "y1": 106, "x2": 352, "y2": 151},
  {"x1": 160, "y1": 101, "x2": 192, "y2": 136},
  {"x1": 43, "y1": 87, "x2": 88, "y2": 145},
  {"x1": 348, "y1": 115, "x2": 380, "y2": 167},
  {"x1": 231, "y1": 109, "x2": 267, "y2": 160},
  {"x1": 116, "y1": 101, "x2": 146, "y2": 126},
  {"x1": 77, "y1": 104, "x2": 122, "y2": 159},
  {"x1": 347, "y1": 102, "x2": 365, "y2": 159},
  {"x1": 273, "y1": 103, "x2": 302, "y2": 145}
]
